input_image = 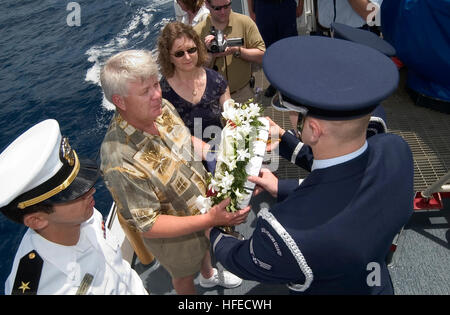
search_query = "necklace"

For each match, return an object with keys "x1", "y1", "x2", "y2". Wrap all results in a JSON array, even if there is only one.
[
  {"x1": 192, "y1": 78, "x2": 198, "y2": 96},
  {"x1": 172, "y1": 68, "x2": 203, "y2": 98}
]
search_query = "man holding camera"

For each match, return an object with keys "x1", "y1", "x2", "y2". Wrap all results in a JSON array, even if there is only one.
[{"x1": 194, "y1": 0, "x2": 265, "y2": 103}]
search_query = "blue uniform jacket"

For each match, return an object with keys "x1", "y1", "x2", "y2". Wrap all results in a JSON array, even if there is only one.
[{"x1": 210, "y1": 132, "x2": 414, "y2": 294}]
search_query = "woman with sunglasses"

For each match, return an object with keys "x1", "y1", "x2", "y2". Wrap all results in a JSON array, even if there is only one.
[{"x1": 158, "y1": 22, "x2": 230, "y2": 171}]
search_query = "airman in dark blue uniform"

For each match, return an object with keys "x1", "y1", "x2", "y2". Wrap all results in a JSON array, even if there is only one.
[{"x1": 209, "y1": 36, "x2": 414, "y2": 294}]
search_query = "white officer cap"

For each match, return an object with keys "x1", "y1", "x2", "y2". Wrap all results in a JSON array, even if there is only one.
[{"x1": 0, "y1": 120, "x2": 98, "y2": 220}]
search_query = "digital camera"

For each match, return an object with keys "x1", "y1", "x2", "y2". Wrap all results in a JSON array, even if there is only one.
[{"x1": 209, "y1": 26, "x2": 244, "y2": 53}]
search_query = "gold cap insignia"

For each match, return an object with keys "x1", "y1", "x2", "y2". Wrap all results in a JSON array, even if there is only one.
[{"x1": 61, "y1": 137, "x2": 75, "y2": 166}]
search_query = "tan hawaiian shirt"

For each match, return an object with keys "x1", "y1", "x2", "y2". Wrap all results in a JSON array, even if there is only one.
[{"x1": 100, "y1": 99, "x2": 208, "y2": 233}]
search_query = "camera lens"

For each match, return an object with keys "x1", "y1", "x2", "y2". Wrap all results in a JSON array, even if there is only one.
[{"x1": 210, "y1": 44, "x2": 219, "y2": 53}]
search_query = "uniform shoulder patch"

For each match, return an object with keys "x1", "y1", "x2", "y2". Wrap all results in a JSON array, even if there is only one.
[{"x1": 11, "y1": 250, "x2": 43, "y2": 295}]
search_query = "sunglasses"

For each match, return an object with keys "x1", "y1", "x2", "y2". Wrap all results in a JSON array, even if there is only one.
[
  {"x1": 210, "y1": 1, "x2": 232, "y2": 11},
  {"x1": 172, "y1": 46, "x2": 198, "y2": 58}
]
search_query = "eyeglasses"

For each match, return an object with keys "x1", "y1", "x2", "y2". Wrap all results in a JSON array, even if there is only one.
[
  {"x1": 172, "y1": 46, "x2": 198, "y2": 58},
  {"x1": 297, "y1": 113, "x2": 306, "y2": 134},
  {"x1": 276, "y1": 92, "x2": 308, "y2": 136},
  {"x1": 210, "y1": 1, "x2": 232, "y2": 11}
]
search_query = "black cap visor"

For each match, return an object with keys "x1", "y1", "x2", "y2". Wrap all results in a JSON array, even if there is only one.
[
  {"x1": 14, "y1": 153, "x2": 99, "y2": 209},
  {"x1": 47, "y1": 158, "x2": 99, "y2": 204}
]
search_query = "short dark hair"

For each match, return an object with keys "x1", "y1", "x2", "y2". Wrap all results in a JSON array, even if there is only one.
[
  {"x1": 1, "y1": 201, "x2": 54, "y2": 224},
  {"x1": 158, "y1": 22, "x2": 208, "y2": 78}
]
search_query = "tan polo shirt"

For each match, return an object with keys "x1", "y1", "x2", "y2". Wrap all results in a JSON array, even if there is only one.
[{"x1": 194, "y1": 11, "x2": 266, "y2": 93}]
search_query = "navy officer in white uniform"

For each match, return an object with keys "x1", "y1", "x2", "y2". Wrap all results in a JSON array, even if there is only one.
[
  {"x1": 208, "y1": 36, "x2": 414, "y2": 294},
  {"x1": 1, "y1": 119, "x2": 148, "y2": 295}
]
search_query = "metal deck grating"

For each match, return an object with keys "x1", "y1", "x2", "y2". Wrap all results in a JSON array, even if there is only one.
[
  {"x1": 260, "y1": 68, "x2": 450, "y2": 192},
  {"x1": 383, "y1": 69, "x2": 450, "y2": 192}
]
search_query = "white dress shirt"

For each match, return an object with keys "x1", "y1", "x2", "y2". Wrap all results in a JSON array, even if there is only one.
[
  {"x1": 312, "y1": 141, "x2": 368, "y2": 171},
  {"x1": 317, "y1": 0, "x2": 383, "y2": 28},
  {"x1": 5, "y1": 209, "x2": 148, "y2": 295},
  {"x1": 174, "y1": 0, "x2": 210, "y2": 27}
]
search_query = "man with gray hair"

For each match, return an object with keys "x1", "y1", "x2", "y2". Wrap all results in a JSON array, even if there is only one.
[{"x1": 99, "y1": 50, "x2": 249, "y2": 294}]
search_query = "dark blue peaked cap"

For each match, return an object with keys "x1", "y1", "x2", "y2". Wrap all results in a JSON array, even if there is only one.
[
  {"x1": 331, "y1": 22, "x2": 396, "y2": 57},
  {"x1": 263, "y1": 36, "x2": 399, "y2": 120}
]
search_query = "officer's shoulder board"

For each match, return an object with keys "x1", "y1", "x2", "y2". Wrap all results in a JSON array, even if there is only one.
[{"x1": 11, "y1": 250, "x2": 43, "y2": 295}]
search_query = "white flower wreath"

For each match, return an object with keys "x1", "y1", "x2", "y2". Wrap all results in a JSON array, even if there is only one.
[{"x1": 196, "y1": 99, "x2": 269, "y2": 213}]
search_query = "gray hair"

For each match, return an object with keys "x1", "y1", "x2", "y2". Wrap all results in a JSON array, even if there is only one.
[{"x1": 100, "y1": 50, "x2": 159, "y2": 103}]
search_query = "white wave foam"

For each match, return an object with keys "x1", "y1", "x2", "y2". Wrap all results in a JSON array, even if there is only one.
[{"x1": 85, "y1": 1, "x2": 171, "y2": 111}]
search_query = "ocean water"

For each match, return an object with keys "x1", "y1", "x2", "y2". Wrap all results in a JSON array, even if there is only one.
[{"x1": 0, "y1": 0, "x2": 174, "y2": 294}]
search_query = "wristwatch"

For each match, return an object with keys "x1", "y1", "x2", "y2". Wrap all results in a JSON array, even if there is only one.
[{"x1": 233, "y1": 47, "x2": 241, "y2": 58}]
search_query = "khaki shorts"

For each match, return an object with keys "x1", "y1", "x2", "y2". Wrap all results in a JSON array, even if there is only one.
[{"x1": 144, "y1": 231, "x2": 210, "y2": 279}]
